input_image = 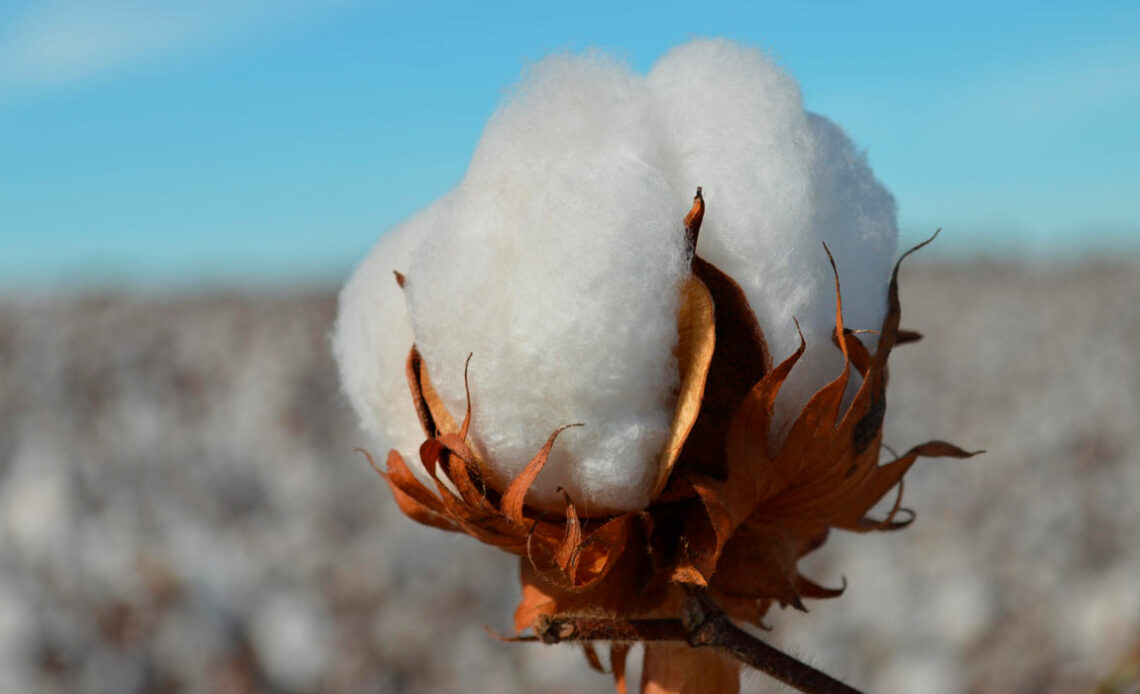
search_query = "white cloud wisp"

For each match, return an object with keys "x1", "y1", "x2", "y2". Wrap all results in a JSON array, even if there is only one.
[{"x1": 0, "y1": 0, "x2": 355, "y2": 96}]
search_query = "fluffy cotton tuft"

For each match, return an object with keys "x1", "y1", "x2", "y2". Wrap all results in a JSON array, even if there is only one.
[
  {"x1": 404, "y1": 54, "x2": 687, "y2": 514},
  {"x1": 333, "y1": 200, "x2": 446, "y2": 463},
  {"x1": 648, "y1": 39, "x2": 897, "y2": 431},
  {"x1": 335, "y1": 39, "x2": 898, "y2": 514}
]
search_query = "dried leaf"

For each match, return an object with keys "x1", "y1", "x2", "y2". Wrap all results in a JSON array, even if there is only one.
[
  {"x1": 502, "y1": 424, "x2": 581, "y2": 526},
  {"x1": 373, "y1": 449, "x2": 458, "y2": 532},
  {"x1": 677, "y1": 255, "x2": 772, "y2": 480},
  {"x1": 653, "y1": 275, "x2": 716, "y2": 497},
  {"x1": 671, "y1": 187, "x2": 772, "y2": 482},
  {"x1": 514, "y1": 581, "x2": 557, "y2": 634},
  {"x1": 405, "y1": 348, "x2": 438, "y2": 438},
  {"x1": 416, "y1": 348, "x2": 460, "y2": 437},
  {"x1": 895, "y1": 328, "x2": 923, "y2": 345},
  {"x1": 571, "y1": 515, "x2": 638, "y2": 588},
  {"x1": 555, "y1": 490, "x2": 583, "y2": 574},
  {"x1": 611, "y1": 643, "x2": 631, "y2": 694},
  {"x1": 874, "y1": 229, "x2": 941, "y2": 369},
  {"x1": 832, "y1": 441, "x2": 980, "y2": 531},
  {"x1": 683, "y1": 187, "x2": 705, "y2": 252},
  {"x1": 670, "y1": 328, "x2": 804, "y2": 584},
  {"x1": 710, "y1": 520, "x2": 808, "y2": 609},
  {"x1": 582, "y1": 642, "x2": 607, "y2": 674}
]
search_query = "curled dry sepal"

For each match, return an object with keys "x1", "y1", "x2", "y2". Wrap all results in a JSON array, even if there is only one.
[{"x1": 366, "y1": 191, "x2": 977, "y2": 694}]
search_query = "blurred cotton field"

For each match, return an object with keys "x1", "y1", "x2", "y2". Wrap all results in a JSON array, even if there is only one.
[
  {"x1": 3, "y1": 0, "x2": 1140, "y2": 690},
  {"x1": 2, "y1": 260, "x2": 1139, "y2": 693}
]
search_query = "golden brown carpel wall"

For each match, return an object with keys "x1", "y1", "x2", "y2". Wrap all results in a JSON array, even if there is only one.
[{"x1": 367, "y1": 189, "x2": 977, "y2": 694}]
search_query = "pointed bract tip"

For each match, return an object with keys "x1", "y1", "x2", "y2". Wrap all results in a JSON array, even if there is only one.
[{"x1": 684, "y1": 188, "x2": 706, "y2": 259}]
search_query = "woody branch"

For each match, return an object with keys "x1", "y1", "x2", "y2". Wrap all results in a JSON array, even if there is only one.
[{"x1": 530, "y1": 589, "x2": 863, "y2": 694}]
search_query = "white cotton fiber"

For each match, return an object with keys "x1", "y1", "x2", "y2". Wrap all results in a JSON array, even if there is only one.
[
  {"x1": 403, "y1": 53, "x2": 687, "y2": 515},
  {"x1": 333, "y1": 200, "x2": 448, "y2": 464},
  {"x1": 334, "y1": 39, "x2": 898, "y2": 514},
  {"x1": 648, "y1": 39, "x2": 897, "y2": 433}
]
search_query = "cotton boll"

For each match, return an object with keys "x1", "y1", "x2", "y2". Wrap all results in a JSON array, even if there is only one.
[
  {"x1": 333, "y1": 201, "x2": 445, "y2": 465},
  {"x1": 337, "y1": 39, "x2": 899, "y2": 514},
  {"x1": 405, "y1": 54, "x2": 688, "y2": 514},
  {"x1": 648, "y1": 39, "x2": 897, "y2": 431}
]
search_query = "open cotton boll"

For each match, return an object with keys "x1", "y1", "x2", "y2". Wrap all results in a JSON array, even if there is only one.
[
  {"x1": 333, "y1": 201, "x2": 446, "y2": 466},
  {"x1": 648, "y1": 39, "x2": 897, "y2": 433},
  {"x1": 336, "y1": 39, "x2": 898, "y2": 516},
  {"x1": 404, "y1": 54, "x2": 687, "y2": 514}
]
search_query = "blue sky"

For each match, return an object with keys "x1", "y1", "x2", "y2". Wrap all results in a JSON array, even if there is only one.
[{"x1": 1, "y1": 0, "x2": 1138, "y2": 288}]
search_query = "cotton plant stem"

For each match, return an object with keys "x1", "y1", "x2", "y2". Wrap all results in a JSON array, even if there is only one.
[
  {"x1": 531, "y1": 591, "x2": 864, "y2": 694},
  {"x1": 534, "y1": 615, "x2": 690, "y2": 644},
  {"x1": 681, "y1": 590, "x2": 863, "y2": 694}
]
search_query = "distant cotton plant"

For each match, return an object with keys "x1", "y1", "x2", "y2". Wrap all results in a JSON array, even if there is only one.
[{"x1": 334, "y1": 38, "x2": 975, "y2": 694}]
